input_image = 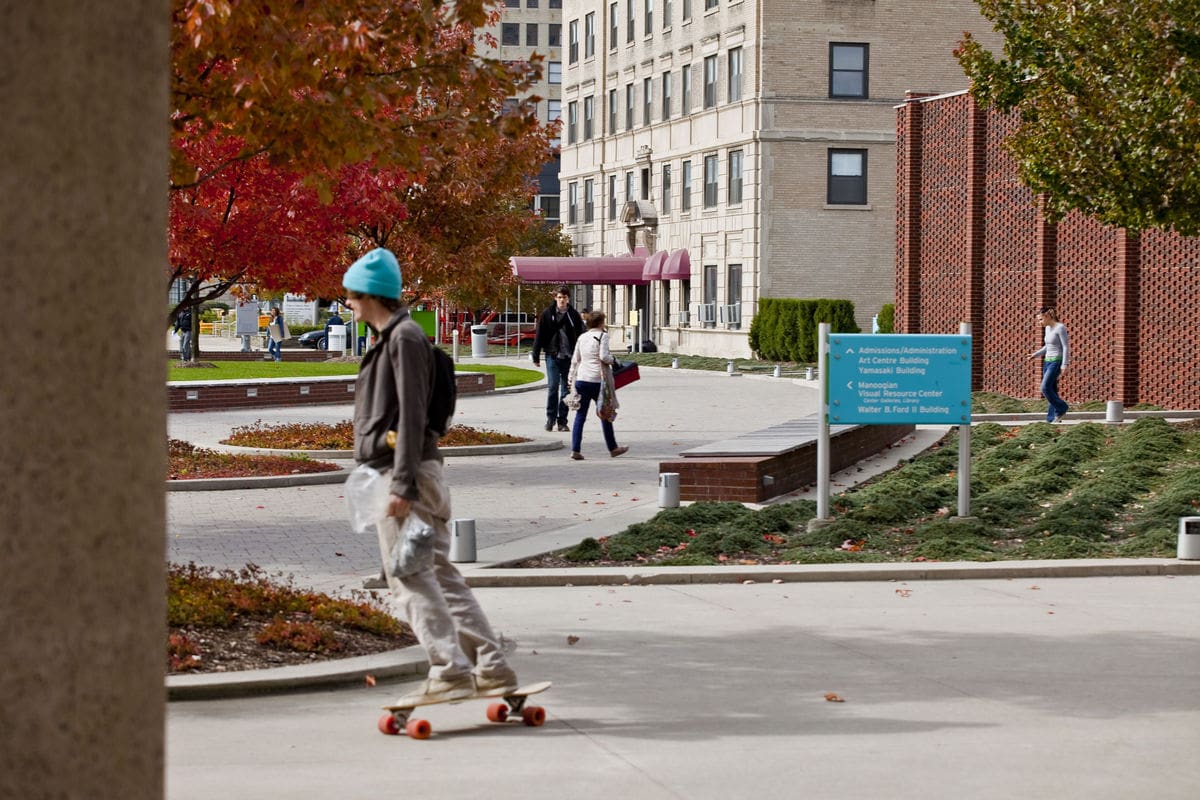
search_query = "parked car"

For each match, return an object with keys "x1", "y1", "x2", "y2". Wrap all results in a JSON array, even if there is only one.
[{"x1": 297, "y1": 329, "x2": 326, "y2": 349}]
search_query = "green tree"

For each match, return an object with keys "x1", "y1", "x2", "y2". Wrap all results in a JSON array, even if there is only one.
[{"x1": 956, "y1": 0, "x2": 1200, "y2": 234}]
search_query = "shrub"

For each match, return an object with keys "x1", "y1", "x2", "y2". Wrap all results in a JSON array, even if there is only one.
[
  {"x1": 749, "y1": 298, "x2": 861, "y2": 362},
  {"x1": 877, "y1": 303, "x2": 895, "y2": 333},
  {"x1": 256, "y1": 618, "x2": 343, "y2": 653}
]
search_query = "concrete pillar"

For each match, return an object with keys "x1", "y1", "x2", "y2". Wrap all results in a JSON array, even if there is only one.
[{"x1": 0, "y1": 3, "x2": 168, "y2": 798}]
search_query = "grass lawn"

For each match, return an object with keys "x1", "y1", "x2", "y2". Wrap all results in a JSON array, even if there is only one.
[{"x1": 168, "y1": 360, "x2": 541, "y2": 388}]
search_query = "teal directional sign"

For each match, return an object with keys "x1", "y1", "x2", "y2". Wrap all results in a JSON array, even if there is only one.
[{"x1": 828, "y1": 334, "x2": 972, "y2": 424}]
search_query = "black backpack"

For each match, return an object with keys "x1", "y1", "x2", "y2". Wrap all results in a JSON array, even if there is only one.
[{"x1": 427, "y1": 343, "x2": 457, "y2": 436}]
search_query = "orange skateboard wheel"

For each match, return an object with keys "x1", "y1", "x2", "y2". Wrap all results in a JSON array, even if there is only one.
[
  {"x1": 486, "y1": 703, "x2": 509, "y2": 723},
  {"x1": 378, "y1": 713, "x2": 401, "y2": 735},
  {"x1": 406, "y1": 718, "x2": 432, "y2": 739},
  {"x1": 521, "y1": 706, "x2": 546, "y2": 727}
]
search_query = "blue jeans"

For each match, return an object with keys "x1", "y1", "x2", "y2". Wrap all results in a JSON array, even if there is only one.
[
  {"x1": 545, "y1": 356, "x2": 571, "y2": 424},
  {"x1": 267, "y1": 338, "x2": 281, "y2": 361},
  {"x1": 571, "y1": 380, "x2": 618, "y2": 453},
  {"x1": 1041, "y1": 360, "x2": 1068, "y2": 421}
]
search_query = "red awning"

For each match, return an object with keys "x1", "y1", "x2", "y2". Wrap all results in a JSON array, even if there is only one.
[
  {"x1": 510, "y1": 254, "x2": 649, "y2": 285},
  {"x1": 661, "y1": 248, "x2": 692, "y2": 280},
  {"x1": 642, "y1": 250, "x2": 669, "y2": 281}
]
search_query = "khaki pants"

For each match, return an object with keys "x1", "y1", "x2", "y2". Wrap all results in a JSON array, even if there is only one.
[{"x1": 375, "y1": 460, "x2": 510, "y2": 681}]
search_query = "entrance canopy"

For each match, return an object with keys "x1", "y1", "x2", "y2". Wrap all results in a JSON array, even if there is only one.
[{"x1": 510, "y1": 247, "x2": 692, "y2": 286}]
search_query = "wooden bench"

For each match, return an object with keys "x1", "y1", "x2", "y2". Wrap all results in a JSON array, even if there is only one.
[{"x1": 659, "y1": 416, "x2": 914, "y2": 503}]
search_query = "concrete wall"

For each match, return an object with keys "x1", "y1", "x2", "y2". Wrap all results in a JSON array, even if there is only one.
[{"x1": 0, "y1": 2, "x2": 168, "y2": 798}]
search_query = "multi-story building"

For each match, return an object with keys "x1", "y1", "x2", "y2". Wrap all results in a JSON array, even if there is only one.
[
  {"x1": 478, "y1": 0, "x2": 567, "y2": 224},
  {"x1": 558, "y1": 0, "x2": 1000, "y2": 356}
]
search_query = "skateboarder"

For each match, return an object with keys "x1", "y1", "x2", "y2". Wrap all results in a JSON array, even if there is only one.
[{"x1": 344, "y1": 248, "x2": 519, "y2": 705}]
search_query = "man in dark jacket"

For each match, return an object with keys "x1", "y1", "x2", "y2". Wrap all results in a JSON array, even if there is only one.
[{"x1": 531, "y1": 285, "x2": 585, "y2": 431}]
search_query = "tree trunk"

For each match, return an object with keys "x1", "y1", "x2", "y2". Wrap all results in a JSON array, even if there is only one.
[{"x1": 189, "y1": 305, "x2": 201, "y2": 363}]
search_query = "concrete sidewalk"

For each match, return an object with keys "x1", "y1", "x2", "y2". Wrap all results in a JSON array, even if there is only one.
[{"x1": 167, "y1": 575, "x2": 1200, "y2": 799}]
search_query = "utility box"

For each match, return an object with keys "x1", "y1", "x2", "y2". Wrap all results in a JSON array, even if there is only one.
[
  {"x1": 327, "y1": 324, "x2": 347, "y2": 353},
  {"x1": 1179, "y1": 517, "x2": 1200, "y2": 560}
]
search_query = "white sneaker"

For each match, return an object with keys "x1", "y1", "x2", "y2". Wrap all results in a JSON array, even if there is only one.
[
  {"x1": 474, "y1": 669, "x2": 520, "y2": 697},
  {"x1": 394, "y1": 676, "x2": 475, "y2": 706}
]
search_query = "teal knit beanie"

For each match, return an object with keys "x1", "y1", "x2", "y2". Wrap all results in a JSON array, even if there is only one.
[{"x1": 343, "y1": 248, "x2": 402, "y2": 300}]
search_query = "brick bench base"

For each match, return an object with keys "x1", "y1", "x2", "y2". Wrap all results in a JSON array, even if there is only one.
[
  {"x1": 169, "y1": 371, "x2": 496, "y2": 412},
  {"x1": 659, "y1": 423, "x2": 915, "y2": 503}
]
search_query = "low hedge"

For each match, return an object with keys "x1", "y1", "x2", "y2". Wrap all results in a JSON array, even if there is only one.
[{"x1": 748, "y1": 298, "x2": 861, "y2": 362}]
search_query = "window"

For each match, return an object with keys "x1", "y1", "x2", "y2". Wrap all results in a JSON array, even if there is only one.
[
  {"x1": 664, "y1": 0, "x2": 673, "y2": 28},
  {"x1": 568, "y1": 182, "x2": 578, "y2": 224},
  {"x1": 526, "y1": 0, "x2": 538, "y2": 7},
  {"x1": 627, "y1": 0, "x2": 636, "y2": 43},
  {"x1": 608, "y1": 88, "x2": 617, "y2": 133},
  {"x1": 828, "y1": 149, "x2": 868, "y2": 204},
  {"x1": 705, "y1": 0, "x2": 718, "y2": 10},
  {"x1": 502, "y1": 97, "x2": 520, "y2": 115},
  {"x1": 703, "y1": 55, "x2": 717, "y2": 108},
  {"x1": 625, "y1": 171, "x2": 635, "y2": 203},
  {"x1": 728, "y1": 149, "x2": 743, "y2": 205},
  {"x1": 567, "y1": 100, "x2": 577, "y2": 144},
  {"x1": 549, "y1": 0, "x2": 561, "y2": 8},
  {"x1": 502, "y1": 23, "x2": 520, "y2": 47},
  {"x1": 548, "y1": 99, "x2": 562, "y2": 146},
  {"x1": 681, "y1": 280, "x2": 691, "y2": 325},
  {"x1": 683, "y1": 0, "x2": 692, "y2": 22},
  {"x1": 726, "y1": 264, "x2": 742, "y2": 329},
  {"x1": 681, "y1": 64, "x2": 691, "y2": 113},
  {"x1": 727, "y1": 47, "x2": 742, "y2": 102},
  {"x1": 643, "y1": 77, "x2": 652, "y2": 126},
  {"x1": 585, "y1": 12, "x2": 595, "y2": 58},
  {"x1": 703, "y1": 264, "x2": 718, "y2": 328},
  {"x1": 610, "y1": 3, "x2": 618, "y2": 49},
  {"x1": 526, "y1": 23, "x2": 539, "y2": 47},
  {"x1": 609, "y1": 174, "x2": 618, "y2": 220},
  {"x1": 681, "y1": 160, "x2": 692, "y2": 211},
  {"x1": 584, "y1": 179, "x2": 595, "y2": 223},
  {"x1": 645, "y1": 0, "x2": 654, "y2": 35},
  {"x1": 661, "y1": 163, "x2": 672, "y2": 214},
  {"x1": 625, "y1": 83, "x2": 634, "y2": 129},
  {"x1": 583, "y1": 96, "x2": 594, "y2": 139},
  {"x1": 830, "y1": 43, "x2": 869, "y2": 98},
  {"x1": 568, "y1": 20, "x2": 579, "y2": 63},
  {"x1": 662, "y1": 71, "x2": 672, "y2": 120},
  {"x1": 504, "y1": 0, "x2": 518, "y2": 7},
  {"x1": 662, "y1": 280, "x2": 672, "y2": 326},
  {"x1": 538, "y1": 195, "x2": 559, "y2": 221},
  {"x1": 640, "y1": 167, "x2": 650, "y2": 200},
  {"x1": 548, "y1": 24, "x2": 561, "y2": 47},
  {"x1": 703, "y1": 153, "x2": 718, "y2": 207}
]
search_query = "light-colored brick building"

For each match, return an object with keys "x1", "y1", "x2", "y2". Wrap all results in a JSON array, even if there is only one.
[
  {"x1": 478, "y1": 0, "x2": 567, "y2": 221},
  {"x1": 558, "y1": 0, "x2": 1000, "y2": 356}
]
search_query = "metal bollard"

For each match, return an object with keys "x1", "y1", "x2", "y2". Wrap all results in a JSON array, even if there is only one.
[
  {"x1": 727, "y1": 360, "x2": 735, "y2": 374},
  {"x1": 805, "y1": 366, "x2": 814, "y2": 380},
  {"x1": 451, "y1": 329, "x2": 460, "y2": 363},
  {"x1": 1105, "y1": 400, "x2": 1124, "y2": 424},
  {"x1": 658, "y1": 473, "x2": 680, "y2": 508},
  {"x1": 671, "y1": 357, "x2": 679, "y2": 369},
  {"x1": 450, "y1": 518, "x2": 476, "y2": 563},
  {"x1": 773, "y1": 365, "x2": 782, "y2": 378}
]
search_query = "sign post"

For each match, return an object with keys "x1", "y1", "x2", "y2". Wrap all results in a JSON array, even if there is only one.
[{"x1": 813, "y1": 328, "x2": 973, "y2": 524}]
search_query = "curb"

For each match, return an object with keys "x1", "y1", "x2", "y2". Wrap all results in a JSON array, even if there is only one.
[
  {"x1": 168, "y1": 645, "x2": 428, "y2": 701},
  {"x1": 206, "y1": 438, "x2": 563, "y2": 460},
  {"x1": 167, "y1": 465, "x2": 352, "y2": 492}
]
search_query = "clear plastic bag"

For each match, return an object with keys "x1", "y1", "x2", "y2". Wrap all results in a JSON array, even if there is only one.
[
  {"x1": 384, "y1": 513, "x2": 437, "y2": 577},
  {"x1": 344, "y1": 464, "x2": 391, "y2": 535}
]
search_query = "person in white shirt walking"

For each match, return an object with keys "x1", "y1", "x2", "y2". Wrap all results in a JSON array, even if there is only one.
[
  {"x1": 567, "y1": 311, "x2": 628, "y2": 460},
  {"x1": 1028, "y1": 306, "x2": 1070, "y2": 422}
]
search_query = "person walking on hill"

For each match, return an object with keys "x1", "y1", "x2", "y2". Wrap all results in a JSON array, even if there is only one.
[
  {"x1": 344, "y1": 247, "x2": 518, "y2": 706},
  {"x1": 1028, "y1": 306, "x2": 1070, "y2": 422},
  {"x1": 568, "y1": 310, "x2": 628, "y2": 460},
  {"x1": 531, "y1": 285, "x2": 585, "y2": 432}
]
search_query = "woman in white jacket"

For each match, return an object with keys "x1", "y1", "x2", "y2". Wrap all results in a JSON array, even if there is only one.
[{"x1": 568, "y1": 311, "x2": 629, "y2": 460}]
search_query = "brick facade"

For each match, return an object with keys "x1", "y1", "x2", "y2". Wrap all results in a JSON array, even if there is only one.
[{"x1": 897, "y1": 91, "x2": 1200, "y2": 408}]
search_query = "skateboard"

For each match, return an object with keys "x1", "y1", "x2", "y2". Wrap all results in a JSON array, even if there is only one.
[{"x1": 377, "y1": 681, "x2": 552, "y2": 739}]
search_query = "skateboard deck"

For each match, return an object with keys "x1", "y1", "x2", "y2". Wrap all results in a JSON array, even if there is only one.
[{"x1": 378, "y1": 681, "x2": 551, "y2": 738}]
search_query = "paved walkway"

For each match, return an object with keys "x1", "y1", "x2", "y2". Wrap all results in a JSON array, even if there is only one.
[{"x1": 166, "y1": 340, "x2": 1200, "y2": 798}]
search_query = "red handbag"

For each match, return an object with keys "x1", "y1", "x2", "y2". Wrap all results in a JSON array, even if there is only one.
[{"x1": 613, "y1": 361, "x2": 640, "y2": 389}]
